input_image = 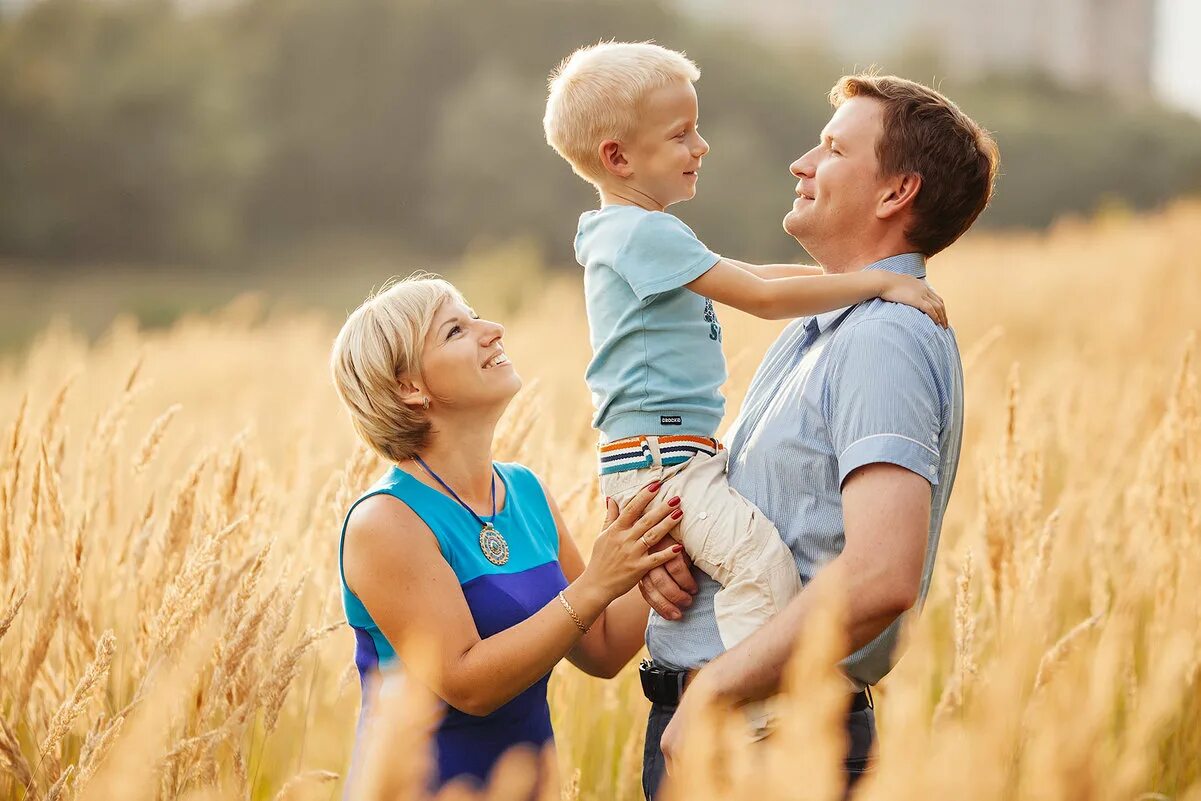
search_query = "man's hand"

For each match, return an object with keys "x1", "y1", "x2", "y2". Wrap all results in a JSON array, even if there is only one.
[
  {"x1": 660, "y1": 703, "x2": 685, "y2": 775},
  {"x1": 660, "y1": 669, "x2": 717, "y2": 775},
  {"x1": 638, "y1": 534, "x2": 698, "y2": 620}
]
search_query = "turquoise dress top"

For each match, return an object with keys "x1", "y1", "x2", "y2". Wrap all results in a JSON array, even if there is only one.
[{"x1": 338, "y1": 461, "x2": 568, "y2": 789}]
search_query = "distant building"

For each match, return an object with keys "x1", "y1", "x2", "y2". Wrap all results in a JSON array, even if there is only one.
[{"x1": 676, "y1": 0, "x2": 1158, "y2": 100}]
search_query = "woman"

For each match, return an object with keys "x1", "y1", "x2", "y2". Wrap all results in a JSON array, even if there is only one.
[{"x1": 331, "y1": 274, "x2": 685, "y2": 793}]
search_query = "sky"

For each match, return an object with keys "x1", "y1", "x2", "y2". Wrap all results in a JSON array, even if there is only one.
[{"x1": 1154, "y1": 0, "x2": 1201, "y2": 117}]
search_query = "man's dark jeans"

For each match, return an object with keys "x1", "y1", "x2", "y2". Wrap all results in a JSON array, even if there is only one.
[{"x1": 642, "y1": 701, "x2": 876, "y2": 800}]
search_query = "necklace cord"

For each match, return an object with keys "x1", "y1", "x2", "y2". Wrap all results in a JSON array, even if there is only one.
[{"x1": 412, "y1": 456, "x2": 497, "y2": 528}]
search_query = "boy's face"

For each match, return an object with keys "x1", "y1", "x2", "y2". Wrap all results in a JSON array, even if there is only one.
[{"x1": 621, "y1": 80, "x2": 709, "y2": 208}]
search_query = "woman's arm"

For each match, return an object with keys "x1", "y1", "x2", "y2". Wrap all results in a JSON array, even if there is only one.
[
  {"x1": 547, "y1": 491, "x2": 659, "y2": 679},
  {"x1": 343, "y1": 486, "x2": 681, "y2": 716}
]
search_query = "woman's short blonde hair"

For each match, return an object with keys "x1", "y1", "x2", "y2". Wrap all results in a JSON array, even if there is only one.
[
  {"x1": 544, "y1": 41, "x2": 700, "y2": 184},
  {"x1": 330, "y1": 273, "x2": 465, "y2": 463}
]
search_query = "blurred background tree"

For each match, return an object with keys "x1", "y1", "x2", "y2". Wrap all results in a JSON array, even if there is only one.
[{"x1": 0, "y1": 0, "x2": 1198, "y2": 341}]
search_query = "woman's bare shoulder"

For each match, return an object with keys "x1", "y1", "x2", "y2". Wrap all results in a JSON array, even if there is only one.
[{"x1": 344, "y1": 493, "x2": 440, "y2": 576}]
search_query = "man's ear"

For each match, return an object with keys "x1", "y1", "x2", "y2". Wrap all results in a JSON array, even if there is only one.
[
  {"x1": 599, "y1": 139, "x2": 633, "y2": 179},
  {"x1": 878, "y1": 172, "x2": 921, "y2": 221}
]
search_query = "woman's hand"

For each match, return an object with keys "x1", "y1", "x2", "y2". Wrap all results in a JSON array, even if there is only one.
[
  {"x1": 579, "y1": 481, "x2": 684, "y2": 603},
  {"x1": 877, "y1": 273, "x2": 949, "y2": 328}
]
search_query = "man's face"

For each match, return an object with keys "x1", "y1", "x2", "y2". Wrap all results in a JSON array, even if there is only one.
[
  {"x1": 783, "y1": 97, "x2": 889, "y2": 248},
  {"x1": 622, "y1": 79, "x2": 710, "y2": 208}
]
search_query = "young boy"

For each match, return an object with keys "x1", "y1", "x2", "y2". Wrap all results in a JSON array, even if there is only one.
[{"x1": 542, "y1": 42, "x2": 946, "y2": 667}]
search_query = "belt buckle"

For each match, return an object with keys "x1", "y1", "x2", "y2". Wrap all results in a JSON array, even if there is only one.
[
  {"x1": 639, "y1": 659, "x2": 685, "y2": 705},
  {"x1": 638, "y1": 659, "x2": 659, "y2": 701}
]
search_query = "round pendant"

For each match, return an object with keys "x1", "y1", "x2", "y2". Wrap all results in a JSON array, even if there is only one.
[{"x1": 479, "y1": 523, "x2": 509, "y2": 566}]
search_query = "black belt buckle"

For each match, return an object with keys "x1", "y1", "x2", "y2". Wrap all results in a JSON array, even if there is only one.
[{"x1": 639, "y1": 659, "x2": 687, "y2": 706}]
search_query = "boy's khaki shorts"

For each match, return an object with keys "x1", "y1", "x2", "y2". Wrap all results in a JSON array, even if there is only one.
[{"x1": 599, "y1": 437, "x2": 802, "y2": 652}]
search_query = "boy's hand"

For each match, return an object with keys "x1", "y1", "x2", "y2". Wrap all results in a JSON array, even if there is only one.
[{"x1": 878, "y1": 273, "x2": 949, "y2": 328}]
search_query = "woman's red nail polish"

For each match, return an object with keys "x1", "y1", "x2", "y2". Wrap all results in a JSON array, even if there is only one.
[
  {"x1": 671, "y1": 509, "x2": 683, "y2": 519},
  {"x1": 647, "y1": 481, "x2": 662, "y2": 493},
  {"x1": 667, "y1": 496, "x2": 681, "y2": 507},
  {"x1": 672, "y1": 544, "x2": 684, "y2": 552}
]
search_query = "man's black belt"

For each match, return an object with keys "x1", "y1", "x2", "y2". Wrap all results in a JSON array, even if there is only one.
[{"x1": 639, "y1": 659, "x2": 873, "y2": 711}]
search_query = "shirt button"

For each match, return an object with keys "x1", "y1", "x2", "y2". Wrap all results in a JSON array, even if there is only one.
[{"x1": 699, "y1": 512, "x2": 709, "y2": 520}]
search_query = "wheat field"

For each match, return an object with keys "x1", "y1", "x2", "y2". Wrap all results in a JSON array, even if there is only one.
[{"x1": 1, "y1": 202, "x2": 1200, "y2": 801}]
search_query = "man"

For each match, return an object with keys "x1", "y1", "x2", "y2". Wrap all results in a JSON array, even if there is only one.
[{"x1": 636, "y1": 73, "x2": 999, "y2": 799}]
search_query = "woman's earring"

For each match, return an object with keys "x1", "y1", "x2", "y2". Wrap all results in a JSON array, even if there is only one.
[{"x1": 422, "y1": 396, "x2": 430, "y2": 411}]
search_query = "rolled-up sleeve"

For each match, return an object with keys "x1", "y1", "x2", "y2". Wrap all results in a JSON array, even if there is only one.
[{"x1": 824, "y1": 318, "x2": 943, "y2": 487}]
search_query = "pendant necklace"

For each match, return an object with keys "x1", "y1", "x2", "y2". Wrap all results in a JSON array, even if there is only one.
[{"x1": 413, "y1": 456, "x2": 509, "y2": 566}]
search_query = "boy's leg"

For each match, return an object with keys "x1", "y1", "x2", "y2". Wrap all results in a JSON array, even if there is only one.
[
  {"x1": 600, "y1": 441, "x2": 802, "y2": 647},
  {"x1": 649, "y1": 449, "x2": 801, "y2": 733},
  {"x1": 598, "y1": 460, "x2": 688, "y2": 514},
  {"x1": 649, "y1": 449, "x2": 802, "y2": 648},
  {"x1": 708, "y1": 520, "x2": 802, "y2": 650}
]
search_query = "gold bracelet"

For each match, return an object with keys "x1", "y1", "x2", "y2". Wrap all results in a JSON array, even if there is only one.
[{"x1": 558, "y1": 591, "x2": 589, "y2": 634}]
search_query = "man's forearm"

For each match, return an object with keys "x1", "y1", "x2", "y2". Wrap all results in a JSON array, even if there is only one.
[{"x1": 696, "y1": 557, "x2": 908, "y2": 703}]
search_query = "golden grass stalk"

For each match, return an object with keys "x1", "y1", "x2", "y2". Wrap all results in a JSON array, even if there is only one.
[
  {"x1": 0, "y1": 590, "x2": 26, "y2": 645},
  {"x1": 38, "y1": 630, "x2": 117, "y2": 767},
  {"x1": 38, "y1": 374, "x2": 75, "y2": 452},
  {"x1": 14, "y1": 570, "x2": 67, "y2": 715},
  {"x1": 2, "y1": 392, "x2": 28, "y2": 463},
  {"x1": 133, "y1": 404, "x2": 182, "y2": 474},
  {"x1": 0, "y1": 719, "x2": 34, "y2": 794},
  {"x1": 0, "y1": 394, "x2": 28, "y2": 571},
  {"x1": 38, "y1": 440, "x2": 65, "y2": 542},
  {"x1": 260, "y1": 623, "x2": 342, "y2": 733},
  {"x1": 1033, "y1": 613, "x2": 1104, "y2": 692},
  {"x1": 45, "y1": 765, "x2": 72, "y2": 801},
  {"x1": 76, "y1": 625, "x2": 216, "y2": 801},
  {"x1": 153, "y1": 452, "x2": 210, "y2": 578},
  {"x1": 147, "y1": 516, "x2": 246, "y2": 659},
  {"x1": 72, "y1": 715, "x2": 125, "y2": 794},
  {"x1": 17, "y1": 446, "x2": 43, "y2": 585},
  {"x1": 269, "y1": 769, "x2": 339, "y2": 801},
  {"x1": 934, "y1": 548, "x2": 977, "y2": 722},
  {"x1": 961, "y1": 325, "x2": 1004, "y2": 372}
]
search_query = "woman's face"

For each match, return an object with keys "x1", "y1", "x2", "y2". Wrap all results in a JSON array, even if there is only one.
[{"x1": 417, "y1": 297, "x2": 521, "y2": 411}]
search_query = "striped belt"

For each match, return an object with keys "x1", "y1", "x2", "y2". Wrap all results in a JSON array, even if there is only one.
[{"x1": 598, "y1": 434, "x2": 723, "y2": 476}]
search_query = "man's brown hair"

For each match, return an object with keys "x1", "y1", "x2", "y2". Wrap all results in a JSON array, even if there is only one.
[{"x1": 830, "y1": 73, "x2": 999, "y2": 257}]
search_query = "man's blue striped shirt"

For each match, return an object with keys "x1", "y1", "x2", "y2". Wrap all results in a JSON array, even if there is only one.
[{"x1": 645, "y1": 252, "x2": 965, "y2": 688}]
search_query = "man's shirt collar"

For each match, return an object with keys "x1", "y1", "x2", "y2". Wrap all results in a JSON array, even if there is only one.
[{"x1": 812, "y1": 252, "x2": 927, "y2": 334}]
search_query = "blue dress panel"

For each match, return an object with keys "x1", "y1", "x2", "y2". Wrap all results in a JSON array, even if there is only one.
[{"x1": 338, "y1": 461, "x2": 568, "y2": 790}]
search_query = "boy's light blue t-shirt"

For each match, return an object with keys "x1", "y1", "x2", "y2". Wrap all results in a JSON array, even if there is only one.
[{"x1": 575, "y1": 205, "x2": 725, "y2": 442}]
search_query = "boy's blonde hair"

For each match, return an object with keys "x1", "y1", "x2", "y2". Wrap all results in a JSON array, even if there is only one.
[
  {"x1": 330, "y1": 273, "x2": 465, "y2": 463},
  {"x1": 544, "y1": 41, "x2": 700, "y2": 184}
]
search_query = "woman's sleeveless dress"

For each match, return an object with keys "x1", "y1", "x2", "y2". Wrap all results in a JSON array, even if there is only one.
[{"x1": 338, "y1": 461, "x2": 568, "y2": 789}]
